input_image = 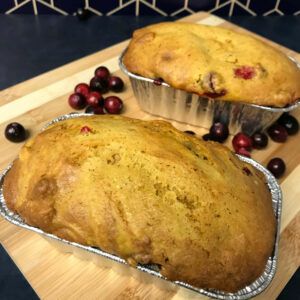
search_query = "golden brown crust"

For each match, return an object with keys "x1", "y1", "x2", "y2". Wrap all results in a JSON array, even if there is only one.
[
  {"x1": 3, "y1": 115, "x2": 276, "y2": 292},
  {"x1": 123, "y1": 22, "x2": 300, "y2": 107}
]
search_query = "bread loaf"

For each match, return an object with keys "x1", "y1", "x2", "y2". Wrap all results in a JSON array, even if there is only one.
[
  {"x1": 123, "y1": 22, "x2": 300, "y2": 107},
  {"x1": 3, "y1": 115, "x2": 276, "y2": 292}
]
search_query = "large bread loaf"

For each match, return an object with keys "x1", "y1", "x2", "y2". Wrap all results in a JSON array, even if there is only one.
[{"x1": 3, "y1": 115, "x2": 276, "y2": 292}]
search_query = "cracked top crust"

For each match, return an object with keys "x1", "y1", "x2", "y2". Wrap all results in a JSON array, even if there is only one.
[
  {"x1": 3, "y1": 115, "x2": 276, "y2": 292},
  {"x1": 123, "y1": 22, "x2": 300, "y2": 107}
]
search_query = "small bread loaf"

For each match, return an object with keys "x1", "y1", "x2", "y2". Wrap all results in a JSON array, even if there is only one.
[
  {"x1": 3, "y1": 115, "x2": 276, "y2": 292},
  {"x1": 123, "y1": 22, "x2": 300, "y2": 107}
]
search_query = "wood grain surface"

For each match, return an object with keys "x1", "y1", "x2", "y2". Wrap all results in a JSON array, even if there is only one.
[{"x1": 0, "y1": 12, "x2": 299, "y2": 300}]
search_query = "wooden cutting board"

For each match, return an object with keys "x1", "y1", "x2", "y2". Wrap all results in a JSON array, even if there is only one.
[{"x1": 0, "y1": 12, "x2": 299, "y2": 300}]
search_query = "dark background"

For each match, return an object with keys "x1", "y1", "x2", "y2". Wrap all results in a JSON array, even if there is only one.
[{"x1": 0, "y1": 0, "x2": 299, "y2": 16}]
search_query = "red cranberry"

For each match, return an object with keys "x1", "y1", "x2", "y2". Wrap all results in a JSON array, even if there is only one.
[
  {"x1": 95, "y1": 66, "x2": 110, "y2": 81},
  {"x1": 232, "y1": 132, "x2": 253, "y2": 152},
  {"x1": 153, "y1": 78, "x2": 164, "y2": 85},
  {"x1": 236, "y1": 147, "x2": 251, "y2": 158},
  {"x1": 104, "y1": 96, "x2": 123, "y2": 114},
  {"x1": 84, "y1": 106, "x2": 105, "y2": 114},
  {"x1": 202, "y1": 133, "x2": 211, "y2": 141},
  {"x1": 90, "y1": 77, "x2": 108, "y2": 93},
  {"x1": 267, "y1": 158, "x2": 286, "y2": 178},
  {"x1": 108, "y1": 76, "x2": 124, "y2": 92},
  {"x1": 5, "y1": 122, "x2": 27, "y2": 143},
  {"x1": 74, "y1": 83, "x2": 90, "y2": 98},
  {"x1": 277, "y1": 113, "x2": 299, "y2": 135},
  {"x1": 80, "y1": 126, "x2": 92, "y2": 134},
  {"x1": 234, "y1": 66, "x2": 256, "y2": 80},
  {"x1": 68, "y1": 93, "x2": 86, "y2": 110},
  {"x1": 85, "y1": 106, "x2": 94, "y2": 114},
  {"x1": 267, "y1": 124, "x2": 288, "y2": 143},
  {"x1": 93, "y1": 106, "x2": 106, "y2": 115},
  {"x1": 209, "y1": 122, "x2": 229, "y2": 143},
  {"x1": 87, "y1": 91, "x2": 103, "y2": 107},
  {"x1": 251, "y1": 132, "x2": 268, "y2": 149}
]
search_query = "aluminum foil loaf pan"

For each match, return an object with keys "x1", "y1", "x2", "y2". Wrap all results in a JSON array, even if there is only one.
[
  {"x1": 0, "y1": 113, "x2": 282, "y2": 299},
  {"x1": 119, "y1": 49, "x2": 300, "y2": 135}
]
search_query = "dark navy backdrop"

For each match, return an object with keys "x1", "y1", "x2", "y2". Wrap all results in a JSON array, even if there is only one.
[{"x1": 0, "y1": 0, "x2": 299, "y2": 16}]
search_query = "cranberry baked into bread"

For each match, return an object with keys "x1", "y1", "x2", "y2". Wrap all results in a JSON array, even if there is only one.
[
  {"x1": 123, "y1": 22, "x2": 300, "y2": 107},
  {"x1": 3, "y1": 115, "x2": 276, "y2": 292}
]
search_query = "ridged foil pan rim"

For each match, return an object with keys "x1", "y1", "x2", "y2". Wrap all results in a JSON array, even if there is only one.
[
  {"x1": 119, "y1": 48, "x2": 300, "y2": 113},
  {"x1": 0, "y1": 113, "x2": 282, "y2": 299}
]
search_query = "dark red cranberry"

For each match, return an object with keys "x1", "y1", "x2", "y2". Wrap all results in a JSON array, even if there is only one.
[
  {"x1": 85, "y1": 106, "x2": 105, "y2": 114},
  {"x1": 93, "y1": 106, "x2": 106, "y2": 115},
  {"x1": 75, "y1": 83, "x2": 90, "y2": 98},
  {"x1": 86, "y1": 91, "x2": 103, "y2": 107},
  {"x1": 277, "y1": 113, "x2": 299, "y2": 135},
  {"x1": 104, "y1": 96, "x2": 123, "y2": 114},
  {"x1": 76, "y1": 8, "x2": 89, "y2": 21},
  {"x1": 108, "y1": 76, "x2": 124, "y2": 92},
  {"x1": 242, "y1": 167, "x2": 252, "y2": 176},
  {"x1": 209, "y1": 122, "x2": 229, "y2": 143},
  {"x1": 251, "y1": 132, "x2": 268, "y2": 149},
  {"x1": 234, "y1": 66, "x2": 256, "y2": 80},
  {"x1": 267, "y1": 124, "x2": 288, "y2": 143},
  {"x1": 236, "y1": 147, "x2": 251, "y2": 158},
  {"x1": 90, "y1": 77, "x2": 108, "y2": 93},
  {"x1": 95, "y1": 66, "x2": 110, "y2": 81},
  {"x1": 68, "y1": 93, "x2": 86, "y2": 110},
  {"x1": 80, "y1": 126, "x2": 92, "y2": 134},
  {"x1": 85, "y1": 106, "x2": 94, "y2": 114},
  {"x1": 5, "y1": 122, "x2": 27, "y2": 143},
  {"x1": 202, "y1": 133, "x2": 211, "y2": 141},
  {"x1": 267, "y1": 158, "x2": 286, "y2": 178},
  {"x1": 153, "y1": 78, "x2": 164, "y2": 85},
  {"x1": 232, "y1": 132, "x2": 253, "y2": 152},
  {"x1": 184, "y1": 130, "x2": 196, "y2": 135}
]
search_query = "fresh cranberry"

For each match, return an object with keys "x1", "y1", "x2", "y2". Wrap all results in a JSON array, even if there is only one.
[
  {"x1": 74, "y1": 83, "x2": 90, "y2": 98},
  {"x1": 5, "y1": 122, "x2": 27, "y2": 143},
  {"x1": 104, "y1": 96, "x2": 123, "y2": 114},
  {"x1": 236, "y1": 147, "x2": 251, "y2": 158},
  {"x1": 95, "y1": 66, "x2": 110, "y2": 81},
  {"x1": 85, "y1": 106, "x2": 94, "y2": 114},
  {"x1": 232, "y1": 132, "x2": 253, "y2": 152},
  {"x1": 68, "y1": 93, "x2": 86, "y2": 110},
  {"x1": 267, "y1": 158, "x2": 286, "y2": 178},
  {"x1": 184, "y1": 130, "x2": 196, "y2": 135},
  {"x1": 251, "y1": 132, "x2": 268, "y2": 149},
  {"x1": 87, "y1": 91, "x2": 103, "y2": 107},
  {"x1": 153, "y1": 78, "x2": 164, "y2": 86},
  {"x1": 90, "y1": 77, "x2": 108, "y2": 93},
  {"x1": 202, "y1": 133, "x2": 211, "y2": 141},
  {"x1": 80, "y1": 126, "x2": 92, "y2": 134},
  {"x1": 277, "y1": 113, "x2": 299, "y2": 135},
  {"x1": 234, "y1": 66, "x2": 256, "y2": 80},
  {"x1": 108, "y1": 76, "x2": 124, "y2": 92},
  {"x1": 209, "y1": 122, "x2": 229, "y2": 143},
  {"x1": 267, "y1": 124, "x2": 288, "y2": 143},
  {"x1": 94, "y1": 106, "x2": 106, "y2": 115},
  {"x1": 84, "y1": 106, "x2": 105, "y2": 114}
]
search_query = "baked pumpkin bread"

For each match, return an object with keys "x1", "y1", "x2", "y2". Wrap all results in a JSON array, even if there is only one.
[
  {"x1": 123, "y1": 22, "x2": 300, "y2": 107},
  {"x1": 3, "y1": 115, "x2": 276, "y2": 292}
]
